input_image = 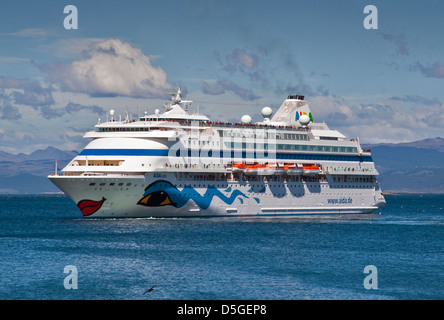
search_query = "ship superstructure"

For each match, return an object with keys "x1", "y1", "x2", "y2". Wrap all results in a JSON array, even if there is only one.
[{"x1": 49, "y1": 88, "x2": 386, "y2": 218}]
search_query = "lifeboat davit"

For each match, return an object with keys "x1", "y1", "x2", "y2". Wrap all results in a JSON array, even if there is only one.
[
  {"x1": 284, "y1": 163, "x2": 303, "y2": 175},
  {"x1": 263, "y1": 163, "x2": 284, "y2": 175}
]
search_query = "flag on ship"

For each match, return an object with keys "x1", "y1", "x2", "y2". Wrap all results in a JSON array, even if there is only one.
[{"x1": 295, "y1": 111, "x2": 313, "y2": 121}]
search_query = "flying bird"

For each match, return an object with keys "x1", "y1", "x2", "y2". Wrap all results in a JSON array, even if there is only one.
[{"x1": 143, "y1": 283, "x2": 158, "y2": 294}]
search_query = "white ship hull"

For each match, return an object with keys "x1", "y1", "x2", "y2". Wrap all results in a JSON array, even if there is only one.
[{"x1": 49, "y1": 171, "x2": 385, "y2": 218}]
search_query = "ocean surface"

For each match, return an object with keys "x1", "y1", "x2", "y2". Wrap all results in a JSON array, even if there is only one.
[{"x1": 0, "y1": 194, "x2": 443, "y2": 300}]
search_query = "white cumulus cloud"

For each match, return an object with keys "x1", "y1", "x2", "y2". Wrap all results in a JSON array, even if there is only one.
[{"x1": 40, "y1": 39, "x2": 172, "y2": 98}]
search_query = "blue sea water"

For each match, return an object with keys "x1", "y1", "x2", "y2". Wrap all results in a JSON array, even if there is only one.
[{"x1": 0, "y1": 194, "x2": 443, "y2": 300}]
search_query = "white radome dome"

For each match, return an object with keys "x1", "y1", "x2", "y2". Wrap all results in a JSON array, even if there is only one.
[
  {"x1": 241, "y1": 115, "x2": 252, "y2": 124},
  {"x1": 299, "y1": 114, "x2": 310, "y2": 126},
  {"x1": 261, "y1": 107, "x2": 273, "y2": 118}
]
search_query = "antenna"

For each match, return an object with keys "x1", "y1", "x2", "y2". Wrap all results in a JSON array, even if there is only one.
[{"x1": 168, "y1": 87, "x2": 182, "y2": 105}]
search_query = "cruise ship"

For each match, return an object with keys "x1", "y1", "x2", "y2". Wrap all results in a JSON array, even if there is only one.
[{"x1": 49, "y1": 88, "x2": 386, "y2": 218}]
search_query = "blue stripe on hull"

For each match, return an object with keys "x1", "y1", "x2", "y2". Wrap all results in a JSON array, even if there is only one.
[
  {"x1": 79, "y1": 149, "x2": 169, "y2": 156},
  {"x1": 78, "y1": 148, "x2": 372, "y2": 162}
]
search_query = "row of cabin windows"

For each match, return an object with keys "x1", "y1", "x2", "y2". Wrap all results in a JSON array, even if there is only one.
[
  {"x1": 89, "y1": 182, "x2": 134, "y2": 187},
  {"x1": 218, "y1": 130, "x2": 308, "y2": 140},
  {"x1": 223, "y1": 142, "x2": 357, "y2": 153},
  {"x1": 98, "y1": 127, "x2": 309, "y2": 141}
]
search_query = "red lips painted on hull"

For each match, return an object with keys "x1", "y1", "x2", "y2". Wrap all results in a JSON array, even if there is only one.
[{"x1": 77, "y1": 197, "x2": 106, "y2": 216}]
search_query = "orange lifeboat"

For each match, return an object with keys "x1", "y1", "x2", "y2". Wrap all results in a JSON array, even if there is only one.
[
  {"x1": 231, "y1": 162, "x2": 246, "y2": 172},
  {"x1": 244, "y1": 163, "x2": 265, "y2": 175},
  {"x1": 263, "y1": 163, "x2": 283, "y2": 175},
  {"x1": 302, "y1": 164, "x2": 320, "y2": 175}
]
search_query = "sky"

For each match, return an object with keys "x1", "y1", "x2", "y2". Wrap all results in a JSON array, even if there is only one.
[{"x1": 0, "y1": 0, "x2": 444, "y2": 154}]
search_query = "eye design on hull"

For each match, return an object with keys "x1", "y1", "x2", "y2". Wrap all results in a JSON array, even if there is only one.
[
  {"x1": 137, "y1": 190, "x2": 176, "y2": 207},
  {"x1": 77, "y1": 197, "x2": 106, "y2": 216}
]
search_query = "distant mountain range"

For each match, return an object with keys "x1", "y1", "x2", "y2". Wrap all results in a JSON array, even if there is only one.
[
  {"x1": 362, "y1": 137, "x2": 444, "y2": 194},
  {"x1": 364, "y1": 137, "x2": 444, "y2": 152},
  {"x1": 0, "y1": 138, "x2": 443, "y2": 194},
  {"x1": 0, "y1": 147, "x2": 77, "y2": 194}
]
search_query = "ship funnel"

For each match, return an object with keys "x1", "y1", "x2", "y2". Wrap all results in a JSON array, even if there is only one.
[{"x1": 271, "y1": 94, "x2": 312, "y2": 124}]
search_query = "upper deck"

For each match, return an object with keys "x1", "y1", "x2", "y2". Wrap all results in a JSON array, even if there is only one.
[{"x1": 86, "y1": 91, "x2": 348, "y2": 142}]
